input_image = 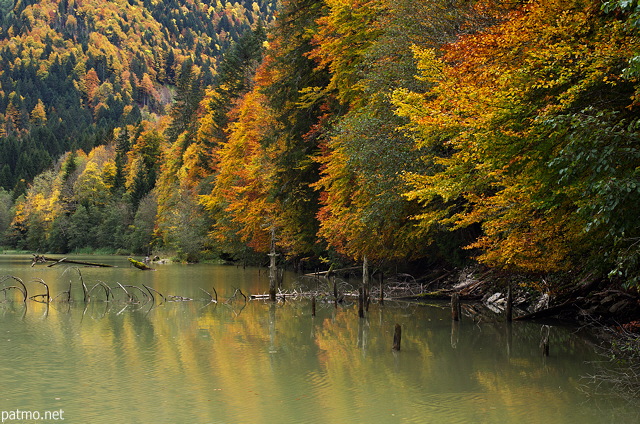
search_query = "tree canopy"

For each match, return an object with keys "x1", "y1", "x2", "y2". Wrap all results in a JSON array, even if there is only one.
[{"x1": 3, "y1": 0, "x2": 640, "y2": 290}]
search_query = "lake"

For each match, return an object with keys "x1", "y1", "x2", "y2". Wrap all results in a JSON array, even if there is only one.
[{"x1": 0, "y1": 254, "x2": 638, "y2": 423}]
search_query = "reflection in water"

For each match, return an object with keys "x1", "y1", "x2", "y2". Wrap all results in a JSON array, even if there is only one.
[{"x1": 0, "y1": 256, "x2": 638, "y2": 423}]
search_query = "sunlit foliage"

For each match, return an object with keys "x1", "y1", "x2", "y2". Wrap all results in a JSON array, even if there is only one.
[{"x1": 394, "y1": 0, "x2": 640, "y2": 283}]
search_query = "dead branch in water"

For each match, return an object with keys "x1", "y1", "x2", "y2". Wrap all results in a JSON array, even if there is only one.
[
  {"x1": 1, "y1": 276, "x2": 28, "y2": 302},
  {"x1": 62, "y1": 267, "x2": 90, "y2": 303},
  {"x1": 1, "y1": 286, "x2": 27, "y2": 302},
  {"x1": 52, "y1": 282, "x2": 72, "y2": 302},
  {"x1": 98, "y1": 281, "x2": 113, "y2": 301},
  {"x1": 226, "y1": 288, "x2": 247, "y2": 304},
  {"x1": 124, "y1": 285, "x2": 150, "y2": 303},
  {"x1": 514, "y1": 300, "x2": 574, "y2": 321},
  {"x1": 115, "y1": 282, "x2": 134, "y2": 302},
  {"x1": 200, "y1": 287, "x2": 218, "y2": 304},
  {"x1": 29, "y1": 278, "x2": 50, "y2": 303},
  {"x1": 167, "y1": 295, "x2": 193, "y2": 301},
  {"x1": 143, "y1": 284, "x2": 166, "y2": 304}
]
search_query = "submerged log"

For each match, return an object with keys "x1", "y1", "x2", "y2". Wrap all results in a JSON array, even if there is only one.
[
  {"x1": 32, "y1": 255, "x2": 115, "y2": 268},
  {"x1": 250, "y1": 292, "x2": 299, "y2": 300}
]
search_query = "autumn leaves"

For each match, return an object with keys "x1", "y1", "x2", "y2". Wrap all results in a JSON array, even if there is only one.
[
  {"x1": 208, "y1": 0, "x2": 640, "y2": 284},
  {"x1": 8, "y1": 0, "x2": 640, "y2": 287}
]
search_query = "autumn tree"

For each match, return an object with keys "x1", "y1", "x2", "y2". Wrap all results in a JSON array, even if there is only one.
[
  {"x1": 201, "y1": 86, "x2": 279, "y2": 255},
  {"x1": 29, "y1": 99, "x2": 47, "y2": 127},
  {"x1": 309, "y1": 0, "x2": 473, "y2": 263},
  {"x1": 394, "y1": 0, "x2": 640, "y2": 284}
]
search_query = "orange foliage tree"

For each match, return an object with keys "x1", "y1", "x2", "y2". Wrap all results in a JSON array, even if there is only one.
[{"x1": 201, "y1": 87, "x2": 279, "y2": 253}]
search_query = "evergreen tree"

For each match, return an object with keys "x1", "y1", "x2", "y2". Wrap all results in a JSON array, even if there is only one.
[
  {"x1": 165, "y1": 59, "x2": 203, "y2": 145},
  {"x1": 206, "y1": 24, "x2": 267, "y2": 143},
  {"x1": 113, "y1": 127, "x2": 130, "y2": 194}
]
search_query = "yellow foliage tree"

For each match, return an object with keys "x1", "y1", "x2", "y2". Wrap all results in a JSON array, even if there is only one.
[{"x1": 394, "y1": 0, "x2": 640, "y2": 272}]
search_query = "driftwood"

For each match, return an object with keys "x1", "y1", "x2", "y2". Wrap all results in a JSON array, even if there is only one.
[
  {"x1": 52, "y1": 282, "x2": 72, "y2": 302},
  {"x1": 1, "y1": 286, "x2": 27, "y2": 302},
  {"x1": 227, "y1": 288, "x2": 247, "y2": 303},
  {"x1": 32, "y1": 255, "x2": 114, "y2": 268},
  {"x1": 115, "y1": 282, "x2": 134, "y2": 302}
]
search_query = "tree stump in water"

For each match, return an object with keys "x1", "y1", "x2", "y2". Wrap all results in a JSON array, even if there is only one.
[
  {"x1": 506, "y1": 284, "x2": 513, "y2": 322},
  {"x1": 451, "y1": 292, "x2": 461, "y2": 321},
  {"x1": 392, "y1": 324, "x2": 402, "y2": 351}
]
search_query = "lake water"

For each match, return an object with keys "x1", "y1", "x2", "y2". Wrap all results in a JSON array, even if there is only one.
[{"x1": 0, "y1": 254, "x2": 638, "y2": 423}]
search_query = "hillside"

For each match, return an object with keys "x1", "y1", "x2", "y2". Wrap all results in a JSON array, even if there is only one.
[
  {"x1": 1, "y1": 0, "x2": 640, "y2": 302},
  {"x1": 0, "y1": 0, "x2": 276, "y2": 192}
]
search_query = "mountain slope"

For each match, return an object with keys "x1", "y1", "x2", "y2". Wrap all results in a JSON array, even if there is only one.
[{"x1": 0, "y1": 0, "x2": 276, "y2": 192}]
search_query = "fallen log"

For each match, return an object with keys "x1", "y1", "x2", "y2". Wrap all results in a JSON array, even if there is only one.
[
  {"x1": 128, "y1": 257, "x2": 155, "y2": 271},
  {"x1": 303, "y1": 266, "x2": 361, "y2": 277},
  {"x1": 514, "y1": 300, "x2": 574, "y2": 321},
  {"x1": 32, "y1": 255, "x2": 114, "y2": 268}
]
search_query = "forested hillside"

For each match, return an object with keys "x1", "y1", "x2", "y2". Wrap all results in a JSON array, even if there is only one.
[
  {"x1": 2, "y1": 0, "x2": 639, "y2": 292},
  {"x1": 0, "y1": 0, "x2": 275, "y2": 192}
]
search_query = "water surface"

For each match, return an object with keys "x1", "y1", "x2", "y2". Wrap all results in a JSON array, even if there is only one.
[{"x1": 0, "y1": 255, "x2": 638, "y2": 423}]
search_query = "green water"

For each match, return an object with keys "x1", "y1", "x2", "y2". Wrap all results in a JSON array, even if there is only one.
[{"x1": 0, "y1": 255, "x2": 638, "y2": 423}]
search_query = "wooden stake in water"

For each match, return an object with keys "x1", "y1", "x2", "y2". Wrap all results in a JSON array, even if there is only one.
[
  {"x1": 268, "y1": 227, "x2": 278, "y2": 302},
  {"x1": 506, "y1": 284, "x2": 513, "y2": 322},
  {"x1": 541, "y1": 325, "x2": 550, "y2": 357},
  {"x1": 333, "y1": 276, "x2": 338, "y2": 308},
  {"x1": 362, "y1": 256, "x2": 369, "y2": 314},
  {"x1": 311, "y1": 296, "x2": 316, "y2": 317},
  {"x1": 451, "y1": 292, "x2": 461, "y2": 321},
  {"x1": 392, "y1": 324, "x2": 402, "y2": 351}
]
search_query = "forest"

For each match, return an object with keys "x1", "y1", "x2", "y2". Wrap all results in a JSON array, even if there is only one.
[{"x1": 1, "y1": 0, "x2": 639, "y2": 293}]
